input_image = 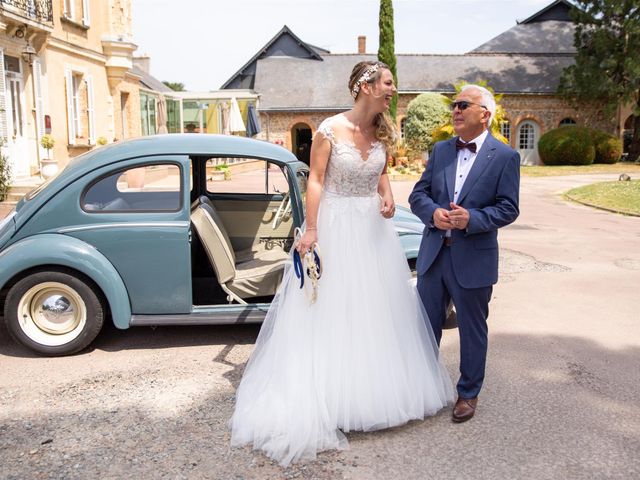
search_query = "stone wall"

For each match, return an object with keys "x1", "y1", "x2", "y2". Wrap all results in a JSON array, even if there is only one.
[
  {"x1": 257, "y1": 112, "x2": 338, "y2": 150},
  {"x1": 257, "y1": 93, "x2": 615, "y2": 164}
]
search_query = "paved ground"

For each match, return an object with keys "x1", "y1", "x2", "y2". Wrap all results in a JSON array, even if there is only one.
[{"x1": 0, "y1": 174, "x2": 639, "y2": 479}]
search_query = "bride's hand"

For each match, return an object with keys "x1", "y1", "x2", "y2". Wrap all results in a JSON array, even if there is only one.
[
  {"x1": 297, "y1": 228, "x2": 318, "y2": 256},
  {"x1": 380, "y1": 195, "x2": 396, "y2": 219}
]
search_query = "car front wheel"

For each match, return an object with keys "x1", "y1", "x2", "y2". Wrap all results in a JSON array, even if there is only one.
[{"x1": 4, "y1": 270, "x2": 104, "y2": 356}]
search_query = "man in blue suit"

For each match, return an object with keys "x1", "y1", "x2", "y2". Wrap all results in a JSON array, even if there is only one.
[{"x1": 409, "y1": 85, "x2": 520, "y2": 423}]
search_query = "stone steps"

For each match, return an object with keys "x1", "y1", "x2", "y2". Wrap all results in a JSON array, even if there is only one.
[{"x1": 2, "y1": 177, "x2": 44, "y2": 204}]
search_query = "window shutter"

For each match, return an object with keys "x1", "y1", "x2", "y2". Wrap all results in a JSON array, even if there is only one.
[
  {"x1": 33, "y1": 59, "x2": 45, "y2": 140},
  {"x1": 0, "y1": 49, "x2": 7, "y2": 140},
  {"x1": 82, "y1": 0, "x2": 90, "y2": 26},
  {"x1": 86, "y1": 75, "x2": 95, "y2": 144},
  {"x1": 65, "y1": 69, "x2": 76, "y2": 145}
]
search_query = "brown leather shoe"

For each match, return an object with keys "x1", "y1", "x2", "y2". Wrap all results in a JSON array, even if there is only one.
[{"x1": 452, "y1": 397, "x2": 478, "y2": 423}]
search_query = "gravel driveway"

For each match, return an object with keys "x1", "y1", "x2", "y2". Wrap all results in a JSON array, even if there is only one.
[{"x1": 1, "y1": 174, "x2": 639, "y2": 479}]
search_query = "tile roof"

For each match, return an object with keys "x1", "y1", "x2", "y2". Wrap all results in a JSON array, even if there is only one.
[
  {"x1": 131, "y1": 66, "x2": 173, "y2": 93},
  {"x1": 470, "y1": 20, "x2": 576, "y2": 54},
  {"x1": 255, "y1": 53, "x2": 575, "y2": 110}
]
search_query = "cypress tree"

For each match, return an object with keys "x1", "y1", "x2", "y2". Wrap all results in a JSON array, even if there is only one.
[{"x1": 378, "y1": 0, "x2": 398, "y2": 120}]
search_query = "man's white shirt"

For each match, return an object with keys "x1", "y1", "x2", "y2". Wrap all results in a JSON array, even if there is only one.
[{"x1": 446, "y1": 129, "x2": 489, "y2": 237}]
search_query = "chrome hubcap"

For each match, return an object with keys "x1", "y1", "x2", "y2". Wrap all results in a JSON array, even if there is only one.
[
  {"x1": 35, "y1": 293, "x2": 78, "y2": 334},
  {"x1": 17, "y1": 282, "x2": 87, "y2": 346}
]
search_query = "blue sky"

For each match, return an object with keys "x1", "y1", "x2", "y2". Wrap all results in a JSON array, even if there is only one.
[{"x1": 132, "y1": 0, "x2": 554, "y2": 91}]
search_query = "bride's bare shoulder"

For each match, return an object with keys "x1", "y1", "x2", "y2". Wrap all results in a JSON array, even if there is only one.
[{"x1": 322, "y1": 113, "x2": 352, "y2": 141}]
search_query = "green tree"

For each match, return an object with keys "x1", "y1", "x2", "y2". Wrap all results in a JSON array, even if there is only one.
[
  {"x1": 404, "y1": 93, "x2": 450, "y2": 155},
  {"x1": 378, "y1": 0, "x2": 397, "y2": 120},
  {"x1": 163, "y1": 81, "x2": 185, "y2": 92},
  {"x1": 558, "y1": 0, "x2": 640, "y2": 161}
]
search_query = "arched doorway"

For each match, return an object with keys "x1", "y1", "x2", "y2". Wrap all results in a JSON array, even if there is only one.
[
  {"x1": 517, "y1": 120, "x2": 541, "y2": 165},
  {"x1": 291, "y1": 123, "x2": 312, "y2": 165}
]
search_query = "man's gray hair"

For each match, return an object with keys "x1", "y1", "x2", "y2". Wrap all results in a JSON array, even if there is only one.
[{"x1": 460, "y1": 84, "x2": 496, "y2": 127}]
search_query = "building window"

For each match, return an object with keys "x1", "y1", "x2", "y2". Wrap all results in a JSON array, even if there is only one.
[
  {"x1": 518, "y1": 122, "x2": 536, "y2": 150},
  {"x1": 120, "y1": 92, "x2": 129, "y2": 140},
  {"x1": 72, "y1": 74, "x2": 82, "y2": 137},
  {"x1": 4, "y1": 56, "x2": 24, "y2": 139},
  {"x1": 63, "y1": 0, "x2": 74, "y2": 18},
  {"x1": 4, "y1": 55, "x2": 21, "y2": 73},
  {"x1": 559, "y1": 117, "x2": 576, "y2": 126},
  {"x1": 500, "y1": 120, "x2": 511, "y2": 142},
  {"x1": 63, "y1": 0, "x2": 90, "y2": 25},
  {"x1": 140, "y1": 92, "x2": 157, "y2": 136},
  {"x1": 400, "y1": 117, "x2": 407, "y2": 138},
  {"x1": 166, "y1": 98, "x2": 181, "y2": 133},
  {"x1": 65, "y1": 70, "x2": 95, "y2": 145}
]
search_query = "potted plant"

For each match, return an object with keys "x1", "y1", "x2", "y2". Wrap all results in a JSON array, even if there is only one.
[
  {"x1": 39, "y1": 134, "x2": 58, "y2": 179},
  {"x1": 394, "y1": 140, "x2": 409, "y2": 167}
]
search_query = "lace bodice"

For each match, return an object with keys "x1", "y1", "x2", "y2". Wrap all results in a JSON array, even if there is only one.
[{"x1": 317, "y1": 118, "x2": 387, "y2": 197}]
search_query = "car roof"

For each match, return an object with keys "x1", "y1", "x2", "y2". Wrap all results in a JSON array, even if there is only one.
[
  {"x1": 15, "y1": 134, "x2": 302, "y2": 221},
  {"x1": 68, "y1": 134, "x2": 299, "y2": 173}
]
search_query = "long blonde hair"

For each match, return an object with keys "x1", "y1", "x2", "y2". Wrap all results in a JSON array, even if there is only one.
[{"x1": 348, "y1": 61, "x2": 397, "y2": 150}]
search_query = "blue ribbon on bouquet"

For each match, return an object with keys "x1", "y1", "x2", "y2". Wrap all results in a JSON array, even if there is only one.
[{"x1": 293, "y1": 228, "x2": 322, "y2": 303}]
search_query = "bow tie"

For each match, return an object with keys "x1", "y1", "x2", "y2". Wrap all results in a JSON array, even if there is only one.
[{"x1": 455, "y1": 138, "x2": 477, "y2": 153}]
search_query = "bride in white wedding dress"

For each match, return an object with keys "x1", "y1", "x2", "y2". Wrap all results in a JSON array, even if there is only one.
[{"x1": 230, "y1": 61, "x2": 454, "y2": 466}]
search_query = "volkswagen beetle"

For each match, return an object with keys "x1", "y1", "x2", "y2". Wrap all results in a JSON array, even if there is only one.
[{"x1": 0, "y1": 134, "x2": 425, "y2": 356}]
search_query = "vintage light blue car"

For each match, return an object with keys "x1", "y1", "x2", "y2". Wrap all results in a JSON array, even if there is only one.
[{"x1": 0, "y1": 134, "x2": 425, "y2": 356}]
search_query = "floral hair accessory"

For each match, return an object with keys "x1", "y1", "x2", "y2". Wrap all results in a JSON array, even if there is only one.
[{"x1": 351, "y1": 64, "x2": 381, "y2": 99}]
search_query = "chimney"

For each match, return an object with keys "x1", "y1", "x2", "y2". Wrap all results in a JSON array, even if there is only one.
[
  {"x1": 358, "y1": 36, "x2": 366, "y2": 54},
  {"x1": 133, "y1": 54, "x2": 151, "y2": 74}
]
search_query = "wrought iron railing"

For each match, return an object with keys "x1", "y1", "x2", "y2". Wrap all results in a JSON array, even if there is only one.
[{"x1": 0, "y1": 0, "x2": 53, "y2": 24}]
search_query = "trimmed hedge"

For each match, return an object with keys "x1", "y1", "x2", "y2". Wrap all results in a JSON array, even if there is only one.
[
  {"x1": 592, "y1": 130, "x2": 623, "y2": 164},
  {"x1": 538, "y1": 126, "x2": 595, "y2": 166}
]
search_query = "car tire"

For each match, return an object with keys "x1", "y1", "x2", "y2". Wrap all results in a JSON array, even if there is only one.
[{"x1": 4, "y1": 270, "x2": 105, "y2": 356}]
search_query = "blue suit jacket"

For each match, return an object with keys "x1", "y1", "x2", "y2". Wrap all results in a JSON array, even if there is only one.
[{"x1": 409, "y1": 134, "x2": 520, "y2": 288}]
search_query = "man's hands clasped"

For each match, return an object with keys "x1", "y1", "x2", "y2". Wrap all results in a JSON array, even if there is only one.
[{"x1": 433, "y1": 202, "x2": 470, "y2": 230}]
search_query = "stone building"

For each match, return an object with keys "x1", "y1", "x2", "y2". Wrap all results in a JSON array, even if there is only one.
[
  {"x1": 0, "y1": 0, "x2": 152, "y2": 181},
  {"x1": 222, "y1": 0, "x2": 630, "y2": 166}
]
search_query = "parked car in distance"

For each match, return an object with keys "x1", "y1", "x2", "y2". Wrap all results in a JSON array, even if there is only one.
[{"x1": 0, "y1": 134, "x2": 425, "y2": 356}]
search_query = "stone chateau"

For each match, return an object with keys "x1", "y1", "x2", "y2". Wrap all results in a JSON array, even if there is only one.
[{"x1": 221, "y1": 0, "x2": 634, "y2": 166}]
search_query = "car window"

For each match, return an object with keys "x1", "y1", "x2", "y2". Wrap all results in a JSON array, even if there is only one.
[
  {"x1": 205, "y1": 157, "x2": 289, "y2": 195},
  {"x1": 296, "y1": 168, "x2": 309, "y2": 214},
  {"x1": 83, "y1": 164, "x2": 182, "y2": 212}
]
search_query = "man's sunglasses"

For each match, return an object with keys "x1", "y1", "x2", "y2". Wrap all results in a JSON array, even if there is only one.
[{"x1": 450, "y1": 100, "x2": 487, "y2": 111}]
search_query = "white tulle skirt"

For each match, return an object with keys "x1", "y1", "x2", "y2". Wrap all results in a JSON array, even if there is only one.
[{"x1": 230, "y1": 191, "x2": 454, "y2": 466}]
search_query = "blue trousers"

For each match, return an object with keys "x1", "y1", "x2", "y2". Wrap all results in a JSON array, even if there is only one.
[{"x1": 417, "y1": 246, "x2": 492, "y2": 399}]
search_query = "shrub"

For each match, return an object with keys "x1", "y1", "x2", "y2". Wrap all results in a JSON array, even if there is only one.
[
  {"x1": 538, "y1": 126, "x2": 595, "y2": 165},
  {"x1": 404, "y1": 93, "x2": 450, "y2": 154},
  {"x1": 0, "y1": 145, "x2": 11, "y2": 201},
  {"x1": 96, "y1": 136, "x2": 108, "y2": 146},
  {"x1": 591, "y1": 130, "x2": 622, "y2": 164}
]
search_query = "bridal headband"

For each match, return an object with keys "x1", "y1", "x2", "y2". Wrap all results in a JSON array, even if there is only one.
[{"x1": 351, "y1": 63, "x2": 381, "y2": 99}]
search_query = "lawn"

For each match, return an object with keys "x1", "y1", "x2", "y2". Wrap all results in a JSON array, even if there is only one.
[
  {"x1": 565, "y1": 179, "x2": 640, "y2": 216},
  {"x1": 521, "y1": 162, "x2": 640, "y2": 177}
]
